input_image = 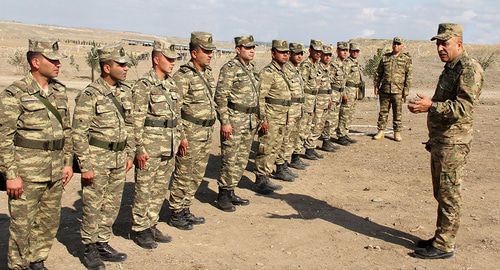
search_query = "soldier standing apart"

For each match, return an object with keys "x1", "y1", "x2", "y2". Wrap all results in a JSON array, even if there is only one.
[
  {"x1": 0, "y1": 39, "x2": 73, "y2": 270},
  {"x1": 254, "y1": 40, "x2": 291, "y2": 193},
  {"x1": 408, "y1": 23, "x2": 483, "y2": 259},
  {"x1": 279, "y1": 43, "x2": 306, "y2": 172},
  {"x1": 300, "y1": 39, "x2": 324, "y2": 160},
  {"x1": 167, "y1": 32, "x2": 217, "y2": 229},
  {"x1": 337, "y1": 42, "x2": 364, "y2": 144},
  {"x1": 325, "y1": 42, "x2": 351, "y2": 147},
  {"x1": 373, "y1": 37, "x2": 412, "y2": 142},
  {"x1": 130, "y1": 41, "x2": 180, "y2": 248},
  {"x1": 73, "y1": 44, "x2": 133, "y2": 270},
  {"x1": 214, "y1": 35, "x2": 258, "y2": 212}
]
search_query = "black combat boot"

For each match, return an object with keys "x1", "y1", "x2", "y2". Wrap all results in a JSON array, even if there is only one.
[
  {"x1": 216, "y1": 187, "x2": 236, "y2": 212},
  {"x1": 284, "y1": 162, "x2": 299, "y2": 178},
  {"x1": 414, "y1": 245, "x2": 454, "y2": 259},
  {"x1": 229, "y1": 189, "x2": 250, "y2": 205},
  {"x1": 321, "y1": 139, "x2": 337, "y2": 152},
  {"x1": 289, "y1": 153, "x2": 306, "y2": 170},
  {"x1": 304, "y1": 148, "x2": 319, "y2": 160},
  {"x1": 273, "y1": 163, "x2": 295, "y2": 182},
  {"x1": 167, "y1": 210, "x2": 193, "y2": 230},
  {"x1": 96, "y1": 242, "x2": 127, "y2": 262},
  {"x1": 255, "y1": 175, "x2": 274, "y2": 194},
  {"x1": 336, "y1": 136, "x2": 351, "y2": 146},
  {"x1": 29, "y1": 261, "x2": 47, "y2": 270},
  {"x1": 151, "y1": 225, "x2": 172, "y2": 243},
  {"x1": 184, "y1": 208, "x2": 205, "y2": 225},
  {"x1": 132, "y1": 228, "x2": 157, "y2": 249},
  {"x1": 83, "y1": 243, "x2": 105, "y2": 270},
  {"x1": 415, "y1": 237, "x2": 436, "y2": 249}
]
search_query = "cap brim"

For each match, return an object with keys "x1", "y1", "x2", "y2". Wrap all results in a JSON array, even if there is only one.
[
  {"x1": 241, "y1": 42, "x2": 256, "y2": 48},
  {"x1": 199, "y1": 44, "x2": 216, "y2": 51},
  {"x1": 42, "y1": 52, "x2": 63, "y2": 61},
  {"x1": 162, "y1": 51, "x2": 180, "y2": 59},
  {"x1": 430, "y1": 34, "x2": 451, "y2": 41},
  {"x1": 291, "y1": 49, "x2": 305, "y2": 53},
  {"x1": 311, "y1": 45, "x2": 322, "y2": 51},
  {"x1": 114, "y1": 56, "x2": 130, "y2": 64}
]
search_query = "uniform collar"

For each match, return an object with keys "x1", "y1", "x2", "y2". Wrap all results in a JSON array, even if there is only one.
[
  {"x1": 147, "y1": 68, "x2": 164, "y2": 86},
  {"x1": 271, "y1": 60, "x2": 284, "y2": 72},
  {"x1": 25, "y1": 72, "x2": 53, "y2": 97},
  {"x1": 445, "y1": 50, "x2": 467, "y2": 70}
]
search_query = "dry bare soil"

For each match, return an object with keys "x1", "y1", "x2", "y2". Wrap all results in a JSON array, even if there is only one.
[{"x1": 0, "y1": 21, "x2": 499, "y2": 270}]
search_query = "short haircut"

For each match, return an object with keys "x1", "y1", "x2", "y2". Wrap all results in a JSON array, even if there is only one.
[
  {"x1": 99, "y1": 60, "x2": 114, "y2": 75},
  {"x1": 26, "y1": 51, "x2": 41, "y2": 68},
  {"x1": 151, "y1": 51, "x2": 162, "y2": 66},
  {"x1": 189, "y1": 42, "x2": 200, "y2": 53}
]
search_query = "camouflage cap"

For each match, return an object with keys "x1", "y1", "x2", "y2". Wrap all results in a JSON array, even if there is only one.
[
  {"x1": 322, "y1": 45, "x2": 334, "y2": 55},
  {"x1": 349, "y1": 42, "x2": 360, "y2": 51},
  {"x1": 191, "y1": 31, "x2": 216, "y2": 51},
  {"x1": 289, "y1": 42, "x2": 305, "y2": 53},
  {"x1": 337, "y1": 41, "x2": 349, "y2": 50},
  {"x1": 235, "y1": 35, "x2": 256, "y2": 47},
  {"x1": 153, "y1": 40, "x2": 179, "y2": 59},
  {"x1": 272, "y1": 40, "x2": 289, "y2": 52},
  {"x1": 28, "y1": 38, "x2": 63, "y2": 60},
  {"x1": 309, "y1": 39, "x2": 323, "y2": 51},
  {"x1": 393, "y1": 36, "x2": 403, "y2": 44},
  {"x1": 431, "y1": 23, "x2": 463, "y2": 41},
  {"x1": 97, "y1": 43, "x2": 130, "y2": 63}
]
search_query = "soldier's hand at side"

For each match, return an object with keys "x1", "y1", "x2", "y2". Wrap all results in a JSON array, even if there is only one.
[
  {"x1": 135, "y1": 153, "x2": 150, "y2": 170},
  {"x1": 374, "y1": 87, "x2": 379, "y2": 96},
  {"x1": 408, "y1": 93, "x2": 432, "y2": 114},
  {"x1": 6, "y1": 176, "x2": 23, "y2": 199},
  {"x1": 179, "y1": 139, "x2": 188, "y2": 157},
  {"x1": 221, "y1": 124, "x2": 233, "y2": 140},
  {"x1": 81, "y1": 169, "x2": 95, "y2": 183},
  {"x1": 125, "y1": 159, "x2": 133, "y2": 172},
  {"x1": 342, "y1": 95, "x2": 348, "y2": 104},
  {"x1": 62, "y1": 166, "x2": 73, "y2": 187},
  {"x1": 260, "y1": 121, "x2": 269, "y2": 135}
]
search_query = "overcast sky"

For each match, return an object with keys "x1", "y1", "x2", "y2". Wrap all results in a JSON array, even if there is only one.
[{"x1": 1, "y1": 0, "x2": 499, "y2": 44}]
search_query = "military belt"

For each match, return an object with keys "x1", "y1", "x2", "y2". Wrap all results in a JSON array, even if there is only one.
[
  {"x1": 345, "y1": 81, "x2": 361, "y2": 88},
  {"x1": 317, "y1": 89, "x2": 333, "y2": 95},
  {"x1": 303, "y1": 88, "x2": 318, "y2": 95},
  {"x1": 144, "y1": 118, "x2": 178, "y2": 128},
  {"x1": 14, "y1": 134, "x2": 64, "y2": 151},
  {"x1": 181, "y1": 111, "x2": 216, "y2": 127},
  {"x1": 331, "y1": 85, "x2": 343, "y2": 92},
  {"x1": 228, "y1": 101, "x2": 258, "y2": 114},
  {"x1": 265, "y1": 97, "x2": 291, "y2": 106},
  {"x1": 291, "y1": 97, "x2": 305, "y2": 103},
  {"x1": 89, "y1": 136, "x2": 127, "y2": 152}
]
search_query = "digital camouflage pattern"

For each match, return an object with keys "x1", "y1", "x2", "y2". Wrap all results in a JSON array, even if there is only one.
[
  {"x1": 215, "y1": 56, "x2": 259, "y2": 189},
  {"x1": 338, "y1": 56, "x2": 363, "y2": 137},
  {"x1": 0, "y1": 72, "x2": 72, "y2": 270},
  {"x1": 323, "y1": 57, "x2": 347, "y2": 138},
  {"x1": 72, "y1": 77, "x2": 134, "y2": 244},
  {"x1": 300, "y1": 57, "x2": 320, "y2": 150},
  {"x1": 255, "y1": 60, "x2": 291, "y2": 176},
  {"x1": 168, "y1": 60, "x2": 217, "y2": 212},
  {"x1": 311, "y1": 61, "x2": 332, "y2": 142},
  {"x1": 427, "y1": 50, "x2": 483, "y2": 252},
  {"x1": 131, "y1": 69, "x2": 181, "y2": 232}
]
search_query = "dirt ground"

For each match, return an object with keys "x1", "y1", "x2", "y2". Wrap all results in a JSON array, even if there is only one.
[{"x1": 0, "y1": 21, "x2": 499, "y2": 270}]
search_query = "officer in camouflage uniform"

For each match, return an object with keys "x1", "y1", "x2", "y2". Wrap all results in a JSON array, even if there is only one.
[
  {"x1": 214, "y1": 35, "x2": 258, "y2": 212},
  {"x1": 279, "y1": 43, "x2": 306, "y2": 172},
  {"x1": 324, "y1": 41, "x2": 351, "y2": 147},
  {"x1": 409, "y1": 23, "x2": 483, "y2": 259},
  {"x1": 336, "y1": 42, "x2": 364, "y2": 144},
  {"x1": 167, "y1": 32, "x2": 217, "y2": 229},
  {"x1": 254, "y1": 40, "x2": 292, "y2": 193},
  {"x1": 0, "y1": 39, "x2": 73, "y2": 270},
  {"x1": 311, "y1": 44, "x2": 335, "y2": 152},
  {"x1": 130, "y1": 40, "x2": 180, "y2": 249},
  {"x1": 73, "y1": 44, "x2": 133, "y2": 270},
  {"x1": 373, "y1": 37, "x2": 412, "y2": 142},
  {"x1": 301, "y1": 39, "x2": 324, "y2": 161}
]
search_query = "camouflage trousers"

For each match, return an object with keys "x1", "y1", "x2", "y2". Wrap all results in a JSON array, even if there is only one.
[
  {"x1": 337, "y1": 87, "x2": 358, "y2": 137},
  {"x1": 323, "y1": 90, "x2": 342, "y2": 138},
  {"x1": 309, "y1": 93, "x2": 331, "y2": 144},
  {"x1": 168, "y1": 137, "x2": 212, "y2": 212},
  {"x1": 255, "y1": 120, "x2": 286, "y2": 176},
  {"x1": 430, "y1": 143, "x2": 470, "y2": 252},
  {"x1": 277, "y1": 103, "x2": 303, "y2": 163},
  {"x1": 81, "y1": 165, "x2": 126, "y2": 244},
  {"x1": 8, "y1": 180, "x2": 62, "y2": 270},
  {"x1": 132, "y1": 155, "x2": 175, "y2": 232},
  {"x1": 295, "y1": 110, "x2": 310, "y2": 154},
  {"x1": 377, "y1": 92, "x2": 403, "y2": 132},
  {"x1": 218, "y1": 114, "x2": 257, "y2": 189}
]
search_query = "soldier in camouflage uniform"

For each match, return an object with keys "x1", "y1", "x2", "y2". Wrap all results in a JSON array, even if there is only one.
[
  {"x1": 254, "y1": 40, "x2": 292, "y2": 193},
  {"x1": 324, "y1": 42, "x2": 351, "y2": 147},
  {"x1": 278, "y1": 43, "x2": 306, "y2": 172},
  {"x1": 214, "y1": 35, "x2": 258, "y2": 212},
  {"x1": 301, "y1": 39, "x2": 324, "y2": 161},
  {"x1": 0, "y1": 39, "x2": 73, "y2": 270},
  {"x1": 130, "y1": 41, "x2": 180, "y2": 249},
  {"x1": 167, "y1": 32, "x2": 217, "y2": 229},
  {"x1": 336, "y1": 42, "x2": 364, "y2": 144},
  {"x1": 73, "y1": 44, "x2": 133, "y2": 270},
  {"x1": 409, "y1": 23, "x2": 483, "y2": 259},
  {"x1": 373, "y1": 37, "x2": 412, "y2": 142}
]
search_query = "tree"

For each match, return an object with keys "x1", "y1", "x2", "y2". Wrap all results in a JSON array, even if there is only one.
[
  {"x1": 476, "y1": 52, "x2": 496, "y2": 71},
  {"x1": 362, "y1": 48, "x2": 386, "y2": 79},
  {"x1": 8, "y1": 49, "x2": 30, "y2": 74},
  {"x1": 69, "y1": 55, "x2": 80, "y2": 72},
  {"x1": 85, "y1": 45, "x2": 100, "y2": 81}
]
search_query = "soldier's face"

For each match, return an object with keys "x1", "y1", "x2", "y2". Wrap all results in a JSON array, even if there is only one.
[
  {"x1": 337, "y1": 49, "x2": 348, "y2": 60},
  {"x1": 237, "y1": 46, "x2": 255, "y2": 62},
  {"x1": 156, "y1": 53, "x2": 176, "y2": 75},
  {"x1": 108, "y1": 61, "x2": 128, "y2": 82},
  {"x1": 290, "y1": 52, "x2": 304, "y2": 65},
  {"x1": 320, "y1": 53, "x2": 332, "y2": 65},
  {"x1": 349, "y1": 50, "x2": 360, "y2": 59},
  {"x1": 392, "y1": 43, "x2": 403, "y2": 54},
  {"x1": 436, "y1": 37, "x2": 462, "y2": 63},
  {"x1": 309, "y1": 48, "x2": 321, "y2": 61},
  {"x1": 272, "y1": 50, "x2": 289, "y2": 65},
  {"x1": 33, "y1": 55, "x2": 61, "y2": 79},
  {"x1": 193, "y1": 48, "x2": 213, "y2": 68}
]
